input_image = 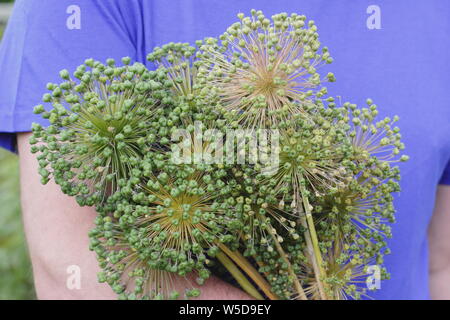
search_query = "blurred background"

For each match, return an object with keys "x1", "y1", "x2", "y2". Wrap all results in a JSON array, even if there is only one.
[{"x1": 0, "y1": 0, "x2": 35, "y2": 300}]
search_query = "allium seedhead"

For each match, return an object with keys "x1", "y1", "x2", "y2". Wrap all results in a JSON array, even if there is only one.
[
  {"x1": 197, "y1": 10, "x2": 334, "y2": 129},
  {"x1": 30, "y1": 59, "x2": 171, "y2": 205},
  {"x1": 314, "y1": 175, "x2": 397, "y2": 299},
  {"x1": 148, "y1": 43, "x2": 223, "y2": 130},
  {"x1": 91, "y1": 221, "x2": 199, "y2": 300},
  {"x1": 308, "y1": 100, "x2": 405, "y2": 299},
  {"x1": 148, "y1": 42, "x2": 198, "y2": 98},
  {"x1": 90, "y1": 152, "x2": 240, "y2": 299},
  {"x1": 344, "y1": 100, "x2": 406, "y2": 163},
  {"x1": 268, "y1": 103, "x2": 352, "y2": 198},
  {"x1": 227, "y1": 167, "x2": 300, "y2": 252}
]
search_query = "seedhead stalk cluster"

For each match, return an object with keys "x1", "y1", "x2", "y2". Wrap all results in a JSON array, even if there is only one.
[{"x1": 31, "y1": 10, "x2": 407, "y2": 300}]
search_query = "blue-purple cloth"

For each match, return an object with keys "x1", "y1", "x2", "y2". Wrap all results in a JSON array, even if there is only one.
[{"x1": 1, "y1": 0, "x2": 449, "y2": 299}]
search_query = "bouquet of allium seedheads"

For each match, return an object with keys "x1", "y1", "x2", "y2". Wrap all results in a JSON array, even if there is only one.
[{"x1": 30, "y1": 10, "x2": 407, "y2": 300}]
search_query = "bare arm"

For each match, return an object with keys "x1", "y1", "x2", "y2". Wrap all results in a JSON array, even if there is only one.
[
  {"x1": 17, "y1": 132, "x2": 250, "y2": 300},
  {"x1": 428, "y1": 184, "x2": 450, "y2": 299}
]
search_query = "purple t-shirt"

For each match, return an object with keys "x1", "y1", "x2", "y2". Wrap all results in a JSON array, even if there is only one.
[{"x1": 0, "y1": 0, "x2": 449, "y2": 299}]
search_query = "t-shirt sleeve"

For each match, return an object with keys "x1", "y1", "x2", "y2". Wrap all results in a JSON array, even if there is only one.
[
  {"x1": 0, "y1": 0, "x2": 138, "y2": 152},
  {"x1": 440, "y1": 160, "x2": 450, "y2": 185}
]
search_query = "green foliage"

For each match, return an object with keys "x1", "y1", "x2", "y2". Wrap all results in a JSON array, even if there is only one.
[
  {"x1": 0, "y1": 149, "x2": 35, "y2": 299},
  {"x1": 0, "y1": 20, "x2": 35, "y2": 300}
]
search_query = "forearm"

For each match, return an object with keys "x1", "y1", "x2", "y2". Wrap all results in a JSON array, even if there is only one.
[
  {"x1": 428, "y1": 185, "x2": 450, "y2": 299},
  {"x1": 429, "y1": 265, "x2": 450, "y2": 300}
]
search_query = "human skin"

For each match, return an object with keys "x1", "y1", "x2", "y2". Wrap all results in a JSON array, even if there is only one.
[
  {"x1": 428, "y1": 185, "x2": 450, "y2": 299},
  {"x1": 17, "y1": 132, "x2": 251, "y2": 300}
]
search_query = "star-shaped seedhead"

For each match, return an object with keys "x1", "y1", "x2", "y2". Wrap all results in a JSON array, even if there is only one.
[
  {"x1": 89, "y1": 152, "x2": 241, "y2": 299},
  {"x1": 307, "y1": 99, "x2": 407, "y2": 299},
  {"x1": 147, "y1": 42, "x2": 224, "y2": 132},
  {"x1": 196, "y1": 10, "x2": 335, "y2": 129},
  {"x1": 90, "y1": 215, "x2": 202, "y2": 300},
  {"x1": 344, "y1": 99, "x2": 408, "y2": 163},
  {"x1": 226, "y1": 166, "x2": 302, "y2": 254},
  {"x1": 314, "y1": 165, "x2": 399, "y2": 267},
  {"x1": 30, "y1": 58, "x2": 176, "y2": 206},
  {"x1": 147, "y1": 42, "x2": 199, "y2": 98},
  {"x1": 264, "y1": 101, "x2": 353, "y2": 200}
]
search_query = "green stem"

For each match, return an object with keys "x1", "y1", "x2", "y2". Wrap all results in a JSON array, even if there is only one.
[
  {"x1": 298, "y1": 184, "x2": 329, "y2": 300},
  {"x1": 218, "y1": 243, "x2": 279, "y2": 300},
  {"x1": 216, "y1": 251, "x2": 264, "y2": 300}
]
